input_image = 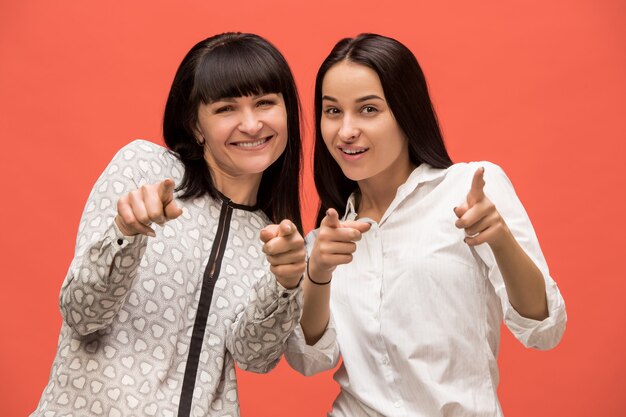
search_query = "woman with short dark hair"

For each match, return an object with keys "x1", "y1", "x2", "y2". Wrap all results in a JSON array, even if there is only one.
[
  {"x1": 286, "y1": 33, "x2": 567, "y2": 417},
  {"x1": 32, "y1": 32, "x2": 306, "y2": 417}
]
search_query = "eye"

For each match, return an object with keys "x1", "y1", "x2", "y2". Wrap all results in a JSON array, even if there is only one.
[
  {"x1": 214, "y1": 105, "x2": 234, "y2": 114},
  {"x1": 256, "y1": 99, "x2": 276, "y2": 108},
  {"x1": 361, "y1": 105, "x2": 378, "y2": 114},
  {"x1": 323, "y1": 107, "x2": 341, "y2": 116}
]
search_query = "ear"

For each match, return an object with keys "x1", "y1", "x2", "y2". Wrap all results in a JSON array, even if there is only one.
[{"x1": 193, "y1": 123, "x2": 205, "y2": 146}]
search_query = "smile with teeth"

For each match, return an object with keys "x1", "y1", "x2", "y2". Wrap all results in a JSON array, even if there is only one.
[
  {"x1": 234, "y1": 136, "x2": 272, "y2": 148},
  {"x1": 340, "y1": 147, "x2": 368, "y2": 155}
]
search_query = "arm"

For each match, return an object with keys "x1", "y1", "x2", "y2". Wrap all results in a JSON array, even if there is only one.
[
  {"x1": 454, "y1": 166, "x2": 547, "y2": 320},
  {"x1": 455, "y1": 163, "x2": 566, "y2": 348},
  {"x1": 285, "y1": 211, "x2": 370, "y2": 375},
  {"x1": 225, "y1": 220, "x2": 305, "y2": 373},
  {"x1": 300, "y1": 210, "x2": 371, "y2": 345},
  {"x1": 60, "y1": 141, "x2": 182, "y2": 336},
  {"x1": 226, "y1": 267, "x2": 303, "y2": 373}
]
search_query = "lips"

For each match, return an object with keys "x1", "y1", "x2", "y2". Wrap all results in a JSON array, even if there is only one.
[
  {"x1": 232, "y1": 135, "x2": 273, "y2": 148},
  {"x1": 337, "y1": 145, "x2": 369, "y2": 161},
  {"x1": 339, "y1": 146, "x2": 368, "y2": 155}
]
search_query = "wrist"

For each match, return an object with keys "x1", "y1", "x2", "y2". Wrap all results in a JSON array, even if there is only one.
[
  {"x1": 114, "y1": 215, "x2": 138, "y2": 237},
  {"x1": 306, "y1": 258, "x2": 333, "y2": 285},
  {"x1": 277, "y1": 274, "x2": 304, "y2": 290},
  {"x1": 488, "y1": 226, "x2": 516, "y2": 255}
]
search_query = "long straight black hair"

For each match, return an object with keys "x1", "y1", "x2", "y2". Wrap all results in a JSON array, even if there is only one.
[
  {"x1": 314, "y1": 33, "x2": 453, "y2": 225},
  {"x1": 163, "y1": 32, "x2": 303, "y2": 233}
]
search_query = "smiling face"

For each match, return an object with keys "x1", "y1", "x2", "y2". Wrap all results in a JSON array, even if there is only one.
[
  {"x1": 195, "y1": 93, "x2": 288, "y2": 185},
  {"x1": 320, "y1": 61, "x2": 413, "y2": 186}
]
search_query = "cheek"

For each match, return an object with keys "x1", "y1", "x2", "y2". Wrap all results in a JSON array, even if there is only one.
[
  {"x1": 271, "y1": 107, "x2": 288, "y2": 135},
  {"x1": 320, "y1": 120, "x2": 335, "y2": 148},
  {"x1": 378, "y1": 119, "x2": 406, "y2": 152},
  {"x1": 204, "y1": 122, "x2": 233, "y2": 147}
]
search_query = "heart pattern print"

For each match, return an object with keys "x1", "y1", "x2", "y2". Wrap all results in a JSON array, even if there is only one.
[{"x1": 31, "y1": 140, "x2": 302, "y2": 417}]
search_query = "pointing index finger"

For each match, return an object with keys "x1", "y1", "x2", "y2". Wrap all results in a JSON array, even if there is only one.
[
  {"x1": 321, "y1": 208, "x2": 342, "y2": 229},
  {"x1": 277, "y1": 220, "x2": 295, "y2": 237},
  {"x1": 158, "y1": 179, "x2": 176, "y2": 205},
  {"x1": 467, "y1": 167, "x2": 485, "y2": 207}
]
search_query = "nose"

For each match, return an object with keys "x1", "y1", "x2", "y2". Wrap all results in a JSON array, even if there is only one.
[
  {"x1": 337, "y1": 116, "x2": 359, "y2": 142},
  {"x1": 238, "y1": 109, "x2": 263, "y2": 136}
]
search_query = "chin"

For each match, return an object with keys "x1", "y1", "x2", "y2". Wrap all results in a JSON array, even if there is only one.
[{"x1": 343, "y1": 171, "x2": 369, "y2": 182}]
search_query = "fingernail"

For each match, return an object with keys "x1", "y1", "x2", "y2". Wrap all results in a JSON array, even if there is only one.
[
  {"x1": 453, "y1": 206, "x2": 457, "y2": 212},
  {"x1": 148, "y1": 231, "x2": 156, "y2": 238}
]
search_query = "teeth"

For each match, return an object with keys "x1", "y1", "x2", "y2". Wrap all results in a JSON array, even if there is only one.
[
  {"x1": 236, "y1": 137, "x2": 269, "y2": 148},
  {"x1": 342, "y1": 148, "x2": 366, "y2": 155}
]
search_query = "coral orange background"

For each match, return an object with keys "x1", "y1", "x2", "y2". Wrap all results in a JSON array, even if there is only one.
[{"x1": 1, "y1": 1, "x2": 625, "y2": 416}]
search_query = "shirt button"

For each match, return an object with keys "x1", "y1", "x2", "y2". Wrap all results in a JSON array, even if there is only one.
[
  {"x1": 117, "y1": 238, "x2": 124, "y2": 245},
  {"x1": 381, "y1": 356, "x2": 389, "y2": 365},
  {"x1": 281, "y1": 292, "x2": 289, "y2": 298},
  {"x1": 394, "y1": 400, "x2": 402, "y2": 408}
]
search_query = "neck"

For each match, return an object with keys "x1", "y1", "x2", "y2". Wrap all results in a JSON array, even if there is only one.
[
  {"x1": 211, "y1": 169, "x2": 262, "y2": 206},
  {"x1": 356, "y1": 162, "x2": 416, "y2": 223}
]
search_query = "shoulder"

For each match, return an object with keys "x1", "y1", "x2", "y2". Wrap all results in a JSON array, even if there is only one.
[
  {"x1": 446, "y1": 160, "x2": 504, "y2": 175},
  {"x1": 112, "y1": 140, "x2": 183, "y2": 184},
  {"x1": 445, "y1": 161, "x2": 510, "y2": 184},
  {"x1": 445, "y1": 161, "x2": 519, "y2": 202},
  {"x1": 115, "y1": 139, "x2": 174, "y2": 163}
]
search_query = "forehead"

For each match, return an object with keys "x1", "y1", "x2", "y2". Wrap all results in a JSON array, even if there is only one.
[{"x1": 322, "y1": 62, "x2": 385, "y2": 100}]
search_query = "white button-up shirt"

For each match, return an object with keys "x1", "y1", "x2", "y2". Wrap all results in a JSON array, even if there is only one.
[{"x1": 286, "y1": 162, "x2": 567, "y2": 417}]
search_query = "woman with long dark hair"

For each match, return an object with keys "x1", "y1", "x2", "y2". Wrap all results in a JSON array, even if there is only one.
[
  {"x1": 32, "y1": 32, "x2": 306, "y2": 417},
  {"x1": 286, "y1": 33, "x2": 566, "y2": 416}
]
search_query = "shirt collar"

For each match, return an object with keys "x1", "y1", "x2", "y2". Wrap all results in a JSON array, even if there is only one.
[{"x1": 343, "y1": 163, "x2": 448, "y2": 222}]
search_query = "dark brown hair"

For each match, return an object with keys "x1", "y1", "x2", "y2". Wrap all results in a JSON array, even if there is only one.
[
  {"x1": 314, "y1": 33, "x2": 452, "y2": 225},
  {"x1": 163, "y1": 32, "x2": 303, "y2": 232}
]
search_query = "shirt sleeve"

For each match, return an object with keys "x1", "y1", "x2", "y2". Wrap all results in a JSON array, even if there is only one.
[
  {"x1": 284, "y1": 316, "x2": 340, "y2": 376},
  {"x1": 283, "y1": 228, "x2": 341, "y2": 376},
  {"x1": 226, "y1": 266, "x2": 304, "y2": 374},
  {"x1": 59, "y1": 141, "x2": 155, "y2": 336},
  {"x1": 471, "y1": 162, "x2": 567, "y2": 350}
]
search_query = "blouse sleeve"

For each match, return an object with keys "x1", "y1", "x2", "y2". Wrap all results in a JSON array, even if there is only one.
[
  {"x1": 471, "y1": 162, "x2": 567, "y2": 350},
  {"x1": 225, "y1": 267, "x2": 303, "y2": 374},
  {"x1": 59, "y1": 140, "x2": 160, "y2": 336}
]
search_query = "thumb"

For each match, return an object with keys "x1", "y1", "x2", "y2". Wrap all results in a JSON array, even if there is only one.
[
  {"x1": 164, "y1": 200, "x2": 183, "y2": 220},
  {"x1": 453, "y1": 202, "x2": 469, "y2": 219},
  {"x1": 466, "y1": 167, "x2": 485, "y2": 207},
  {"x1": 277, "y1": 219, "x2": 295, "y2": 237},
  {"x1": 320, "y1": 208, "x2": 341, "y2": 229},
  {"x1": 342, "y1": 220, "x2": 371, "y2": 234},
  {"x1": 259, "y1": 224, "x2": 279, "y2": 243}
]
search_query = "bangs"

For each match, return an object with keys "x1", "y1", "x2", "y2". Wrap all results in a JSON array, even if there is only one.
[{"x1": 193, "y1": 41, "x2": 285, "y2": 103}]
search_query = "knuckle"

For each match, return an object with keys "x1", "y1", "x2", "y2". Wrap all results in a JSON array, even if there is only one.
[{"x1": 146, "y1": 208, "x2": 161, "y2": 220}]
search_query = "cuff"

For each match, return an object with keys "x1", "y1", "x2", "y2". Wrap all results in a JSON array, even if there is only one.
[
  {"x1": 110, "y1": 219, "x2": 147, "y2": 249},
  {"x1": 504, "y1": 276, "x2": 567, "y2": 349},
  {"x1": 252, "y1": 267, "x2": 303, "y2": 322},
  {"x1": 285, "y1": 320, "x2": 339, "y2": 376}
]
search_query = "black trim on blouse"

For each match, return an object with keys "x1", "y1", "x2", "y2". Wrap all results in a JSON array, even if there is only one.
[{"x1": 178, "y1": 200, "x2": 234, "y2": 417}]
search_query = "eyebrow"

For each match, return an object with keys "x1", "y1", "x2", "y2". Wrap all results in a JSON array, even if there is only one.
[
  {"x1": 322, "y1": 94, "x2": 384, "y2": 103},
  {"x1": 213, "y1": 93, "x2": 276, "y2": 103}
]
